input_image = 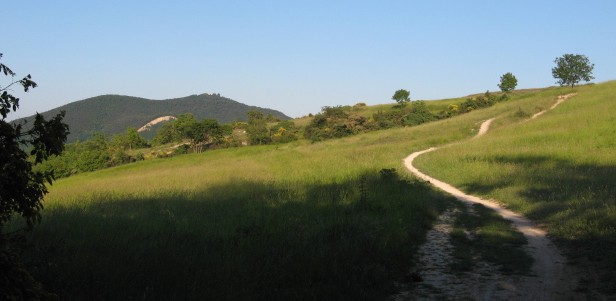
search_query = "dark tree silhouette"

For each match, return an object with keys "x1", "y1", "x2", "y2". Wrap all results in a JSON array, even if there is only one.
[{"x1": 1, "y1": 53, "x2": 69, "y2": 300}]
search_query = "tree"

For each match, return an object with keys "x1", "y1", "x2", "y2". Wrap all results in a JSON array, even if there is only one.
[
  {"x1": 152, "y1": 121, "x2": 180, "y2": 146},
  {"x1": 392, "y1": 89, "x2": 410, "y2": 108},
  {"x1": 247, "y1": 110, "x2": 270, "y2": 145},
  {"x1": 186, "y1": 119, "x2": 226, "y2": 153},
  {"x1": 498, "y1": 72, "x2": 518, "y2": 92},
  {"x1": 552, "y1": 54, "x2": 594, "y2": 87},
  {"x1": 1, "y1": 53, "x2": 68, "y2": 299},
  {"x1": 0, "y1": 54, "x2": 69, "y2": 229},
  {"x1": 173, "y1": 113, "x2": 199, "y2": 139},
  {"x1": 111, "y1": 127, "x2": 148, "y2": 151},
  {"x1": 79, "y1": 132, "x2": 111, "y2": 170}
]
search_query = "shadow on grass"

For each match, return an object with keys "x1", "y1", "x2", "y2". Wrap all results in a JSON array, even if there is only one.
[
  {"x1": 460, "y1": 155, "x2": 616, "y2": 292},
  {"x1": 449, "y1": 203, "x2": 533, "y2": 275},
  {"x1": 21, "y1": 170, "x2": 451, "y2": 301}
]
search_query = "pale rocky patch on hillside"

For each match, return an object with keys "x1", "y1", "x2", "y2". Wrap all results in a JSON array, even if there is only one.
[{"x1": 137, "y1": 116, "x2": 177, "y2": 132}]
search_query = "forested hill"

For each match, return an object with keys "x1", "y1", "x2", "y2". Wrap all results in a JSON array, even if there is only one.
[{"x1": 14, "y1": 93, "x2": 291, "y2": 142}]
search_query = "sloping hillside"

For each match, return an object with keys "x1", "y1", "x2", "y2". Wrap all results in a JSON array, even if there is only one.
[
  {"x1": 414, "y1": 81, "x2": 616, "y2": 295},
  {"x1": 14, "y1": 82, "x2": 615, "y2": 299},
  {"x1": 13, "y1": 93, "x2": 291, "y2": 142}
]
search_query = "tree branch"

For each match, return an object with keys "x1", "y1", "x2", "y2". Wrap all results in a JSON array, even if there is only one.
[{"x1": 0, "y1": 78, "x2": 21, "y2": 92}]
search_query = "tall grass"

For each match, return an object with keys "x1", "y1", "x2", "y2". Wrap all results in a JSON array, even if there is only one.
[
  {"x1": 14, "y1": 82, "x2": 606, "y2": 299},
  {"x1": 25, "y1": 174, "x2": 453, "y2": 300},
  {"x1": 415, "y1": 81, "x2": 616, "y2": 293},
  {"x1": 15, "y1": 107, "x2": 491, "y2": 300}
]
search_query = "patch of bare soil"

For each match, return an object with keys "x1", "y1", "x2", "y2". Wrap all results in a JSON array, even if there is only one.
[
  {"x1": 393, "y1": 94, "x2": 602, "y2": 300},
  {"x1": 137, "y1": 115, "x2": 177, "y2": 132},
  {"x1": 392, "y1": 205, "x2": 564, "y2": 301}
]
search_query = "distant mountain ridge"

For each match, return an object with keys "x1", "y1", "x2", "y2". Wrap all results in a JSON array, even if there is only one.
[{"x1": 14, "y1": 93, "x2": 291, "y2": 142}]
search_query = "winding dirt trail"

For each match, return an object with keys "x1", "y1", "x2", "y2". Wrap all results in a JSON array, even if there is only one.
[{"x1": 397, "y1": 94, "x2": 584, "y2": 300}]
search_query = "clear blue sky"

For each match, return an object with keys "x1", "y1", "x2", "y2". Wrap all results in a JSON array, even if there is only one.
[{"x1": 4, "y1": 0, "x2": 615, "y2": 120}]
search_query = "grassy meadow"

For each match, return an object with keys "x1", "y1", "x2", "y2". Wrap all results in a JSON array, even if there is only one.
[
  {"x1": 17, "y1": 113, "x2": 485, "y2": 300},
  {"x1": 415, "y1": 81, "x2": 616, "y2": 292},
  {"x1": 12, "y1": 82, "x2": 614, "y2": 299}
]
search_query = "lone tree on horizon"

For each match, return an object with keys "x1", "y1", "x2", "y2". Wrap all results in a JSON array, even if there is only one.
[
  {"x1": 552, "y1": 54, "x2": 594, "y2": 87},
  {"x1": 392, "y1": 89, "x2": 410, "y2": 108},
  {"x1": 498, "y1": 72, "x2": 518, "y2": 92}
]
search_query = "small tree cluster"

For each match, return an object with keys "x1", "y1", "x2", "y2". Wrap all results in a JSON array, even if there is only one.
[
  {"x1": 440, "y1": 90, "x2": 507, "y2": 118},
  {"x1": 110, "y1": 127, "x2": 149, "y2": 151},
  {"x1": 461, "y1": 91, "x2": 499, "y2": 112},
  {"x1": 304, "y1": 106, "x2": 368, "y2": 142},
  {"x1": 152, "y1": 114, "x2": 229, "y2": 152},
  {"x1": 243, "y1": 111, "x2": 299, "y2": 145},
  {"x1": 36, "y1": 131, "x2": 148, "y2": 178},
  {"x1": 304, "y1": 101, "x2": 439, "y2": 142}
]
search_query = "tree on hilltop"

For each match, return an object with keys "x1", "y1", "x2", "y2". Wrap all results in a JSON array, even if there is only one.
[
  {"x1": 552, "y1": 54, "x2": 594, "y2": 87},
  {"x1": 498, "y1": 72, "x2": 518, "y2": 92},
  {"x1": 392, "y1": 89, "x2": 411, "y2": 108}
]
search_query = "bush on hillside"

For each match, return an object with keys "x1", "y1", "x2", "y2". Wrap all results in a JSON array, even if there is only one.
[
  {"x1": 442, "y1": 90, "x2": 506, "y2": 118},
  {"x1": 35, "y1": 132, "x2": 147, "y2": 178},
  {"x1": 270, "y1": 120, "x2": 300, "y2": 143},
  {"x1": 371, "y1": 110, "x2": 406, "y2": 129},
  {"x1": 304, "y1": 106, "x2": 367, "y2": 142},
  {"x1": 406, "y1": 100, "x2": 437, "y2": 126}
]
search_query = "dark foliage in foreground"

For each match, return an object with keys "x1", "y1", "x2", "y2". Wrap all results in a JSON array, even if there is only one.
[{"x1": 1, "y1": 53, "x2": 68, "y2": 301}]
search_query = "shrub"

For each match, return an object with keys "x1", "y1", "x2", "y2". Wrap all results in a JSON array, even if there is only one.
[
  {"x1": 406, "y1": 101, "x2": 436, "y2": 126},
  {"x1": 271, "y1": 120, "x2": 299, "y2": 143},
  {"x1": 174, "y1": 144, "x2": 190, "y2": 155},
  {"x1": 303, "y1": 106, "x2": 356, "y2": 142},
  {"x1": 371, "y1": 110, "x2": 405, "y2": 129}
]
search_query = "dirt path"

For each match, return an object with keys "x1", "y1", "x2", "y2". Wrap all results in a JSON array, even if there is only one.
[
  {"x1": 396, "y1": 94, "x2": 585, "y2": 300},
  {"x1": 531, "y1": 93, "x2": 576, "y2": 119},
  {"x1": 474, "y1": 117, "x2": 495, "y2": 138}
]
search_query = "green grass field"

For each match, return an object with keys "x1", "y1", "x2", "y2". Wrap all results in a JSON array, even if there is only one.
[
  {"x1": 12, "y1": 81, "x2": 615, "y2": 299},
  {"x1": 415, "y1": 81, "x2": 616, "y2": 292},
  {"x1": 18, "y1": 113, "x2": 483, "y2": 300}
]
